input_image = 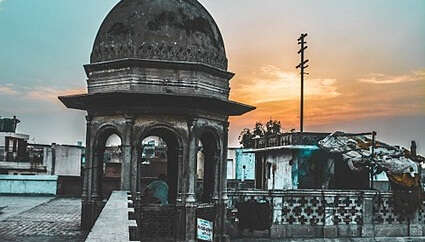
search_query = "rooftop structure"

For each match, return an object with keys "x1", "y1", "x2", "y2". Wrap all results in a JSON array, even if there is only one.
[{"x1": 58, "y1": 0, "x2": 255, "y2": 240}]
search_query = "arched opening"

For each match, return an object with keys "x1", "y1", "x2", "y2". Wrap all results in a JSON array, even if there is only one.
[
  {"x1": 94, "y1": 129, "x2": 123, "y2": 200},
  {"x1": 196, "y1": 131, "x2": 220, "y2": 203},
  {"x1": 104, "y1": 134, "x2": 122, "y2": 178},
  {"x1": 140, "y1": 128, "x2": 180, "y2": 205}
]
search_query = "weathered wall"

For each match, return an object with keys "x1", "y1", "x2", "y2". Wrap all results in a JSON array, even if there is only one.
[
  {"x1": 254, "y1": 148, "x2": 338, "y2": 190},
  {"x1": 235, "y1": 149, "x2": 255, "y2": 181},
  {"x1": 40, "y1": 145, "x2": 82, "y2": 176},
  {"x1": 56, "y1": 176, "x2": 82, "y2": 197},
  {"x1": 266, "y1": 151, "x2": 294, "y2": 190},
  {"x1": 227, "y1": 148, "x2": 236, "y2": 179},
  {"x1": 44, "y1": 147, "x2": 53, "y2": 174},
  {"x1": 53, "y1": 145, "x2": 82, "y2": 176},
  {"x1": 87, "y1": 66, "x2": 231, "y2": 101},
  {"x1": 0, "y1": 175, "x2": 57, "y2": 195}
]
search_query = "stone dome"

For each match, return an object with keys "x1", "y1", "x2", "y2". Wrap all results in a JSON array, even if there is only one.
[{"x1": 90, "y1": 0, "x2": 228, "y2": 70}]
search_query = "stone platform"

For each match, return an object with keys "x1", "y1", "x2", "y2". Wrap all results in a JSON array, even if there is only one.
[{"x1": 0, "y1": 197, "x2": 83, "y2": 242}]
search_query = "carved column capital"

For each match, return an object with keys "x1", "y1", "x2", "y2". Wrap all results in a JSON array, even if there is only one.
[
  {"x1": 187, "y1": 118, "x2": 198, "y2": 132},
  {"x1": 124, "y1": 115, "x2": 135, "y2": 125}
]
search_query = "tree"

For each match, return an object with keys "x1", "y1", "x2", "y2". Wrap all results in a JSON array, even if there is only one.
[
  {"x1": 265, "y1": 119, "x2": 282, "y2": 135},
  {"x1": 253, "y1": 122, "x2": 265, "y2": 138},
  {"x1": 239, "y1": 128, "x2": 253, "y2": 148}
]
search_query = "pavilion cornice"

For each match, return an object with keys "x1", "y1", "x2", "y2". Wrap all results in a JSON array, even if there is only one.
[{"x1": 58, "y1": 91, "x2": 255, "y2": 116}]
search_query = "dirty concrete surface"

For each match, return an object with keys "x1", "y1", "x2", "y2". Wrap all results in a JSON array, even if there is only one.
[{"x1": 0, "y1": 196, "x2": 83, "y2": 242}]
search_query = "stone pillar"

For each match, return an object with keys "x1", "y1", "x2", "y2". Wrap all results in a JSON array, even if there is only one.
[
  {"x1": 176, "y1": 145, "x2": 187, "y2": 242},
  {"x1": 91, "y1": 147, "x2": 103, "y2": 226},
  {"x1": 216, "y1": 121, "x2": 229, "y2": 242},
  {"x1": 213, "y1": 152, "x2": 220, "y2": 202},
  {"x1": 186, "y1": 120, "x2": 197, "y2": 204},
  {"x1": 361, "y1": 192, "x2": 374, "y2": 238},
  {"x1": 323, "y1": 195, "x2": 337, "y2": 238},
  {"x1": 221, "y1": 122, "x2": 229, "y2": 202},
  {"x1": 81, "y1": 115, "x2": 92, "y2": 231},
  {"x1": 122, "y1": 116, "x2": 134, "y2": 191},
  {"x1": 182, "y1": 119, "x2": 197, "y2": 242},
  {"x1": 176, "y1": 145, "x2": 184, "y2": 204},
  {"x1": 131, "y1": 141, "x2": 139, "y2": 197}
]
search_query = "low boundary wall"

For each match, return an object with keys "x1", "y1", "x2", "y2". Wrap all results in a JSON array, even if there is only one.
[
  {"x1": 0, "y1": 175, "x2": 57, "y2": 195},
  {"x1": 86, "y1": 191, "x2": 136, "y2": 242},
  {"x1": 57, "y1": 176, "x2": 82, "y2": 197},
  {"x1": 227, "y1": 190, "x2": 425, "y2": 239}
]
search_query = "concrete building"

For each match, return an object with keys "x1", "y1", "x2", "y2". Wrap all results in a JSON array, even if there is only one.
[
  {"x1": 227, "y1": 147, "x2": 255, "y2": 189},
  {"x1": 26, "y1": 143, "x2": 84, "y2": 196},
  {"x1": 0, "y1": 116, "x2": 84, "y2": 177},
  {"x1": 0, "y1": 116, "x2": 85, "y2": 196},
  {"x1": 0, "y1": 117, "x2": 45, "y2": 175},
  {"x1": 27, "y1": 143, "x2": 84, "y2": 177},
  {"x1": 245, "y1": 132, "x2": 337, "y2": 190}
]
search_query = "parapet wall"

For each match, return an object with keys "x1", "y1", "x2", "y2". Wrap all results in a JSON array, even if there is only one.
[
  {"x1": 0, "y1": 175, "x2": 57, "y2": 195},
  {"x1": 227, "y1": 190, "x2": 425, "y2": 239},
  {"x1": 86, "y1": 191, "x2": 136, "y2": 242}
]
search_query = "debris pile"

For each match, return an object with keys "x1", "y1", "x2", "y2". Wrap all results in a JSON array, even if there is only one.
[
  {"x1": 318, "y1": 131, "x2": 424, "y2": 216},
  {"x1": 318, "y1": 132, "x2": 420, "y2": 184}
]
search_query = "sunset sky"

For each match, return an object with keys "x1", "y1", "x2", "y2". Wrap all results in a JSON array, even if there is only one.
[{"x1": 0, "y1": 0, "x2": 424, "y2": 153}]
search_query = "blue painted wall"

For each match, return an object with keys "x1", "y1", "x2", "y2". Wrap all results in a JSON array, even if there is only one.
[
  {"x1": 296, "y1": 149, "x2": 314, "y2": 189},
  {"x1": 0, "y1": 175, "x2": 58, "y2": 195},
  {"x1": 235, "y1": 149, "x2": 255, "y2": 180}
]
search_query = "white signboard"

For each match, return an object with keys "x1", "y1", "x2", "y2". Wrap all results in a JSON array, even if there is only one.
[{"x1": 197, "y1": 218, "x2": 213, "y2": 241}]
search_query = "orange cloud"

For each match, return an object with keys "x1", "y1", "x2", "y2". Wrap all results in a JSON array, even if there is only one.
[
  {"x1": 0, "y1": 84, "x2": 85, "y2": 103},
  {"x1": 0, "y1": 85, "x2": 18, "y2": 95},
  {"x1": 358, "y1": 69, "x2": 425, "y2": 84},
  {"x1": 228, "y1": 66, "x2": 425, "y2": 144},
  {"x1": 232, "y1": 65, "x2": 340, "y2": 104},
  {"x1": 27, "y1": 88, "x2": 85, "y2": 103}
]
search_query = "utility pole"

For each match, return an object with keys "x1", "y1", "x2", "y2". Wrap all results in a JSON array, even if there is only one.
[{"x1": 296, "y1": 33, "x2": 309, "y2": 133}]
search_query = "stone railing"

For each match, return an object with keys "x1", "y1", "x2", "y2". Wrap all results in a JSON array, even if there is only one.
[
  {"x1": 252, "y1": 132, "x2": 330, "y2": 149},
  {"x1": 136, "y1": 200, "x2": 217, "y2": 241},
  {"x1": 227, "y1": 190, "x2": 425, "y2": 239}
]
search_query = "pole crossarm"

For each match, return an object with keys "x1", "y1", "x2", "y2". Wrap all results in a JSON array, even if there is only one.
[{"x1": 296, "y1": 59, "x2": 309, "y2": 69}]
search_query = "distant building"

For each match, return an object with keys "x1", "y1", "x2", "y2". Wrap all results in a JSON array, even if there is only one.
[
  {"x1": 27, "y1": 143, "x2": 85, "y2": 176},
  {"x1": 226, "y1": 147, "x2": 256, "y2": 189},
  {"x1": 242, "y1": 131, "x2": 423, "y2": 192},
  {"x1": 0, "y1": 116, "x2": 84, "y2": 176},
  {"x1": 0, "y1": 116, "x2": 45, "y2": 175},
  {"x1": 244, "y1": 132, "x2": 371, "y2": 190}
]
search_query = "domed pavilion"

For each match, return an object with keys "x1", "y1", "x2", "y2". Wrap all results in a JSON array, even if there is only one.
[{"x1": 59, "y1": 0, "x2": 255, "y2": 241}]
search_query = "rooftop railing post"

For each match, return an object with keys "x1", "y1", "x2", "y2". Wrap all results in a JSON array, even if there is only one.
[{"x1": 370, "y1": 131, "x2": 376, "y2": 190}]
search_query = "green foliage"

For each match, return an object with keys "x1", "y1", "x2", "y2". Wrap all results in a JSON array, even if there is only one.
[{"x1": 239, "y1": 119, "x2": 283, "y2": 148}]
